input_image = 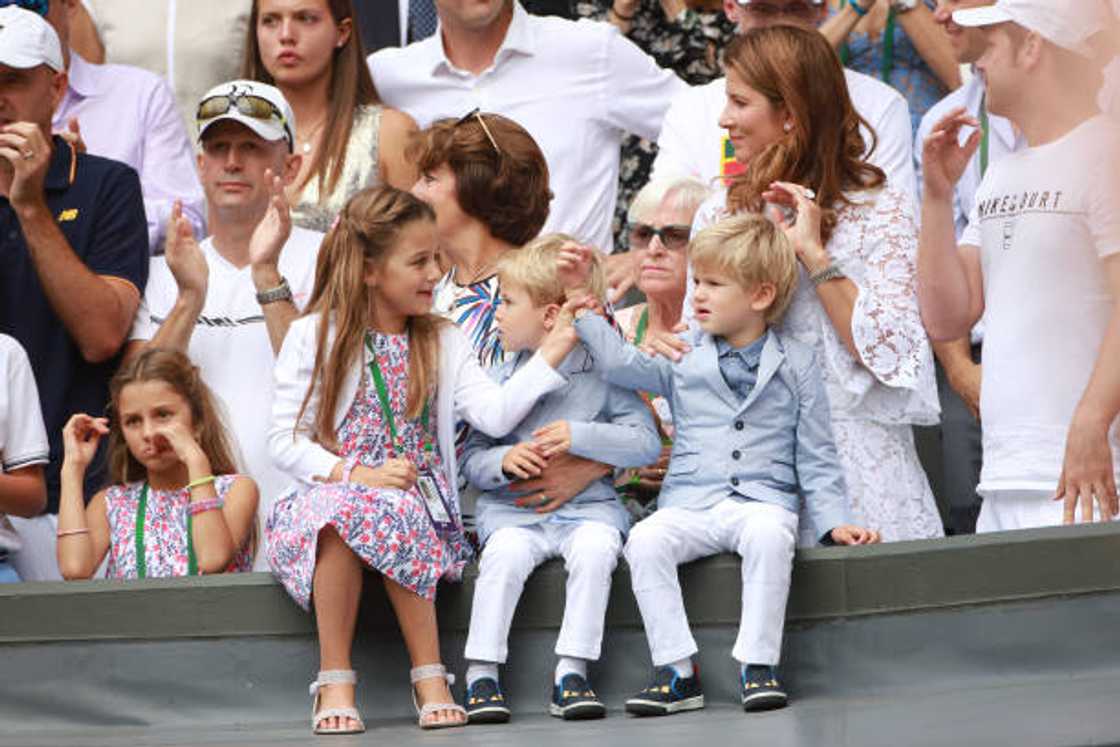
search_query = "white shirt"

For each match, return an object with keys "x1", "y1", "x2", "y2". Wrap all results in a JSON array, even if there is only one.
[
  {"x1": 915, "y1": 73, "x2": 1022, "y2": 240},
  {"x1": 653, "y1": 70, "x2": 917, "y2": 204},
  {"x1": 368, "y1": 2, "x2": 685, "y2": 252},
  {"x1": 0, "y1": 334, "x2": 49, "y2": 553},
  {"x1": 130, "y1": 227, "x2": 323, "y2": 551},
  {"x1": 960, "y1": 116, "x2": 1120, "y2": 494}
]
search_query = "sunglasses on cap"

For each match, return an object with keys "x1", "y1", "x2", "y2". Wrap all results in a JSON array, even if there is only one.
[
  {"x1": 628, "y1": 223, "x2": 691, "y2": 251},
  {"x1": 456, "y1": 107, "x2": 502, "y2": 155},
  {"x1": 0, "y1": 0, "x2": 48, "y2": 15},
  {"x1": 196, "y1": 92, "x2": 294, "y2": 147},
  {"x1": 738, "y1": 1, "x2": 821, "y2": 19}
]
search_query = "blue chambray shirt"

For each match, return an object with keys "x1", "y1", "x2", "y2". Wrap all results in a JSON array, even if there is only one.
[{"x1": 716, "y1": 335, "x2": 767, "y2": 402}]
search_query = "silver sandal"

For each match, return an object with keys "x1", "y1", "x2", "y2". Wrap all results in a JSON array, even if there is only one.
[
  {"x1": 310, "y1": 669, "x2": 366, "y2": 735},
  {"x1": 411, "y1": 664, "x2": 467, "y2": 730}
]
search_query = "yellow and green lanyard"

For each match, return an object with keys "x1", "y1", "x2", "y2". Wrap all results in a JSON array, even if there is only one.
[
  {"x1": 839, "y1": 1, "x2": 897, "y2": 84},
  {"x1": 135, "y1": 483, "x2": 198, "y2": 578},
  {"x1": 365, "y1": 333, "x2": 433, "y2": 462}
]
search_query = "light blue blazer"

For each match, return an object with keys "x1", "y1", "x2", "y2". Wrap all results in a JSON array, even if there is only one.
[
  {"x1": 461, "y1": 343, "x2": 663, "y2": 545},
  {"x1": 574, "y1": 314, "x2": 850, "y2": 542}
]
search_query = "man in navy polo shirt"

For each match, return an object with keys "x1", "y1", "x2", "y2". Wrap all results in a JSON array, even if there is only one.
[{"x1": 0, "y1": 6, "x2": 147, "y2": 581}]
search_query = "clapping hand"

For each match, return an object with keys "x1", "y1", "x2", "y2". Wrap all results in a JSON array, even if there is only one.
[
  {"x1": 165, "y1": 199, "x2": 208, "y2": 302},
  {"x1": 61, "y1": 414, "x2": 110, "y2": 471},
  {"x1": 249, "y1": 169, "x2": 292, "y2": 277}
]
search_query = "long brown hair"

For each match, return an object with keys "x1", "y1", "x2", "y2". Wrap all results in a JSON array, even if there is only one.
[
  {"x1": 298, "y1": 186, "x2": 446, "y2": 450},
  {"x1": 242, "y1": 0, "x2": 379, "y2": 198},
  {"x1": 723, "y1": 25, "x2": 885, "y2": 243},
  {"x1": 107, "y1": 349, "x2": 239, "y2": 484}
]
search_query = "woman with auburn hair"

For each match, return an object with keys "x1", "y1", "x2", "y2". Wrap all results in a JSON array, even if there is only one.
[
  {"x1": 243, "y1": 0, "x2": 417, "y2": 232},
  {"x1": 668, "y1": 25, "x2": 942, "y2": 543}
]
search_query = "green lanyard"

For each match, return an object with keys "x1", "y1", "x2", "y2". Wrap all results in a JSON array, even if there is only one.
[
  {"x1": 840, "y1": 2, "x2": 896, "y2": 84},
  {"x1": 979, "y1": 94, "x2": 990, "y2": 178},
  {"x1": 364, "y1": 333, "x2": 432, "y2": 461},
  {"x1": 634, "y1": 307, "x2": 650, "y2": 346},
  {"x1": 134, "y1": 483, "x2": 198, "y2": 579}
]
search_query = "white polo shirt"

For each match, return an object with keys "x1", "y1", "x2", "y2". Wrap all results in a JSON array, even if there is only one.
[
  {"x1": 0, "y1": 334, "x2": 49, "y2": 554},
  {"x1": 130, "y1": 226, "x2": 323, "y2": 556},
  {"x1": 652, "y1": 70, "x2": 917, "y2": 203},
  {"x1": 368, "y1": 1, "x2": 685, "y2": 253}
]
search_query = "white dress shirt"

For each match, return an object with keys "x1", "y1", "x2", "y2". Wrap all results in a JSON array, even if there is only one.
[
  {"x1": 369, "y1": 2, "x2": 685, "y2": 252},
  {"x1": 653, "y1": 70, "x2": 917, "y2": 204}
]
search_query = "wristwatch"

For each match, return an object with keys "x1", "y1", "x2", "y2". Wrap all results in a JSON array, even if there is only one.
[
  {"x1": 890, "y1": 0, "x2": 920, "y2": 12},
  {"x1": 256, "y1": 276, "x2": 293, "y2": 305}
]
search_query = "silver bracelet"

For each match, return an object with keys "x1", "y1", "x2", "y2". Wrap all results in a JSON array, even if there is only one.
[
  {"x1": 256, "y1": 276, "x2": 293, "y2": 305},
  {"x1": 809, "y1": 264, "x2": 846, "y2": 287}
]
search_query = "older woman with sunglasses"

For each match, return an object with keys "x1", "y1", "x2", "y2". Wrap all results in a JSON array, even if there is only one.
[{"x1": 613, "y1": 178, "x2": 710, "y2": 515}]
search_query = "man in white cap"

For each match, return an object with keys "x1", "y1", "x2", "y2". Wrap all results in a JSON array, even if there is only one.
[
  {"x1": 918, "y1": 0, "x2": 1120, "y2": 532},
  {"x1": 0, "y1": 5, "x2": 149, "y2": 580},
  {"x1": 127, "y1": 80, "x2": 323, "y2": 568},
  {"x1": 11, "y1": 0, "x2": 206, "y2": 254},
  {"x1": 651, "y1": 0, "x2": 918, "y2": 201}
]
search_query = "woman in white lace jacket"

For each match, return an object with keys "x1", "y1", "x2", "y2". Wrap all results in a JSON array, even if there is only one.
[{"x1": 679, "y1": 26, "x2": 943, "y2": 543}]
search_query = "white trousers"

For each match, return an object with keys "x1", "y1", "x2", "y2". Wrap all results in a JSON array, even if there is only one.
[
  {"x1": 976, "y1": 488, "x2": 1111, "y2": 532},
  {"x1": 465, "y1": 520, "x2": 623, "y2": 664},
  {"x1": 625, "y1": 499, "x2": 798, "y2": 667}
]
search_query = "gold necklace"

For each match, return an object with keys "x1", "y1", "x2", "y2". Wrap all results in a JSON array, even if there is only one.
[{"x1": 296, "y1": 115, "x2": 328, "y2": 156}]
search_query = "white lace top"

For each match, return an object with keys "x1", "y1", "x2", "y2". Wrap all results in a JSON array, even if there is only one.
[{"x1": 691, "y1": 185, "x2": 939, "y2": 427}]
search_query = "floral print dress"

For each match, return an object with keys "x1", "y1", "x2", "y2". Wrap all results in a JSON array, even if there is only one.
[
  {"x1": 104, "y1": 475, "x2": 253, "y2": 578},
  {"x1": 265, "y1": 332, "x2": 472, "y2": 610}
]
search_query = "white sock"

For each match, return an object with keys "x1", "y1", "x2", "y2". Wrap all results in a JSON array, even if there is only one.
[
  {"x1": 466, "y1": 662, "x2": 499, "y2": 688},
  {"x1": 555, "y1": 656, "x2": 588, "y2": 685},
  {"x1": 667, "y1": 657, "x2": 694, "y2": 679}
]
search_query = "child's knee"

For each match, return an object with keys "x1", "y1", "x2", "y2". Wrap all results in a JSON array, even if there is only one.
[
  {"x1": 736, "y1": 514, "x2": 797, "y2": 559},
  {"x1": 565, "y1": 526, "x2": 621, "y2": 577},
  {"x1": 624, "y1": 522, "x2": 670, "y2": 567},
  {"x1": 478, "y1": 531, "x2": 538, "y2": 582}
]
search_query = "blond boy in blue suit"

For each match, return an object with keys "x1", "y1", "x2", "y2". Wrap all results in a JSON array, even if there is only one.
[{"x1": 557, "y1": 214, "x2": 880, "y2": 715}]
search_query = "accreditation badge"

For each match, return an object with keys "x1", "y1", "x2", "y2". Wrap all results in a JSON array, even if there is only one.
[{"x1": 416, "y1": 468, "x2": 457, "y2": 535}]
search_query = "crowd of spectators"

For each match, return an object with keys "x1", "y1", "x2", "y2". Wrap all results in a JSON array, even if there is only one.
[{"x1": 0, "y1": 0, "x2": 1118, "y2": 733}]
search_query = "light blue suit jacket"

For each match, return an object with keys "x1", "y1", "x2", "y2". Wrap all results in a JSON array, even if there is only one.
[
  {"x1": 575, "y1": 314, "x2": 850, "y2": 542},
  {"x1": 461, "y1": 343, "x2": 663, "y2": 545}
]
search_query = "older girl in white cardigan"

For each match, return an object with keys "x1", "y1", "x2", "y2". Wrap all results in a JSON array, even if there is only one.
[{"x1": 266, "y1": 186, "x2": 575, "y2": 735}]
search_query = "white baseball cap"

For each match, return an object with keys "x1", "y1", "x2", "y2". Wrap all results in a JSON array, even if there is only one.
[
  {"x1": 0, "y1": 5, "x2": 64, "y2": 72},
  {"x1": 196, "y1": 80, "x2": 296, "y2": 151},
  {"x1": 952, "y1": 0, "x2": 1108, "y2": 58}
]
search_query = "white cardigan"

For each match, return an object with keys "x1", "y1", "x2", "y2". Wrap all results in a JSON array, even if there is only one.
[{"x1": 269, "y1": 314, "x2": 567, "y2": 493}]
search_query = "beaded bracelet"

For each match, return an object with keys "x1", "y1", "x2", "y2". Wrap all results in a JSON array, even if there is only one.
[{"x1": 188, "y1": 498, "x2": 224, "y2": 516}]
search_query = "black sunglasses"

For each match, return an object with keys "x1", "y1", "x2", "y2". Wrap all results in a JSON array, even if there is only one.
[{"x1": 628, "y1": 223, "x2": 691, "y2": 251}]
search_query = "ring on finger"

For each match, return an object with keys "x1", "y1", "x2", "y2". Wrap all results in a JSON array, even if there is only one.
[
  {"x1": 538, "y1": 494, "x2": 549, "y2": 506},
  {"x1": 803, "y1": 187, "x2": 815, "y2": 199}
]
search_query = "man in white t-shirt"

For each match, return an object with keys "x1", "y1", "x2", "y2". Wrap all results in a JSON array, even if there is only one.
[
  {"x1": 914, "y1": 0, "x2": 1025, "y2": 535},
  {"x1": 918, "y1": 0, "x2": 1120, "y2": 531},
  {"x1": 0, "y1": 335, "x2": 49, "y2": 583},
  {"x1": 652, "y1": 0, "x2": 917, "y2": 201},
  {"x1": 127, "y1": 81, "x2": 323, "y2": 568},
  {"x1": 368, "y1": 0, "x2": 684, "y2": 254}
]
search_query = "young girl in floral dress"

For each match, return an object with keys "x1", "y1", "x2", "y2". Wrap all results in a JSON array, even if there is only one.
[
  {"x1": 55, "y1": 349, "x2": 259, "y2": 580},
  {"x1": 265, "y1": 186, "x2": 576, "y2": 735}
]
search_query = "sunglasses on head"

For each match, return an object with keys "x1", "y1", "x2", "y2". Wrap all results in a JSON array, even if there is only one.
[
  {"x1": 196, "y1": 92, "x2": 293, "y2": 148},
  {"x1": 628, "y1": 223, "x2": 691, "y2": 251},
  {"x1": 0, "y1": 0, "x2": 49, "y2": 16},
  {"x1": 739, "y1": 1, "x2": 820, "y2": 18},
  {"x1": 456, "y1": 107, "x2": 502, "y2": 155}
]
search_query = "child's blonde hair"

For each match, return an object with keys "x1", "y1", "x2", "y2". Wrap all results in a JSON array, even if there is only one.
[
  {"x1": 300, "y1": 186, "x2": 446, "y2": 450},
  {"x1": 107, "y1": 348, "x2": 239, "y2": 484},
  {"x1": 497, "y1": 233, "x2": 607, "y2": 306},
  {"x1": 689, "y1": 213, "x2": 798, "y2": 325}
]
